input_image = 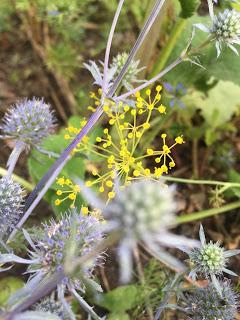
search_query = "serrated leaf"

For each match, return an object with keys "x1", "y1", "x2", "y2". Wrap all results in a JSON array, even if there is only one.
[{"x1": 179, "y1": 0, "x2": 200, "y2": 18}]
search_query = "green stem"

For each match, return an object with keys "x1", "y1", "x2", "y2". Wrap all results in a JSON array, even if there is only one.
[
  {"x1": 163, "y1": 176, "x2": 240, "y2": 188},
  {"x1": 0, "y1": 167, "x2": 34, "y2": 191},
  {"x1": 149, "y1": 18, "x2": 187, "y2": 78},
  {"x1": 177, "y1": 201, "x2": 240, "y2": 224}
]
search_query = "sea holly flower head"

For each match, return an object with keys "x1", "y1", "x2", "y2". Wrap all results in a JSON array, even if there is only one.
[
  {"x1": 186, "y1": 225, "x2": 240, "y2": 293},
  {"x1": 0, "y1": 209, "x2": 105, "y2": 319},
  {"x1": 33, "y1": 295, "x2": 68, "y2": 319},
  {"x1": 0, "y1": 98, "x2": 56, "y2": 149},
  {"x1": 83, "y1": 52, "x2": 144, "y2": 91},
  {"x1": 110, "y1": 52, "x2": 144, "y2": 90},
  {"x1": 64, "y1": 87, "x2": 185, "y2": 200},
  {"x1": 101, "y1": 180, "x2": 199, "y2": 282},
  {"x1": 195, "y1": 0, "x2": 240, "y2": 56},
  {"x1": 0, "y1": 177, "x2": 24, "y2": 239},
  {"x1": 188, "y1": 280, "x2": 239, "y2": 320}
]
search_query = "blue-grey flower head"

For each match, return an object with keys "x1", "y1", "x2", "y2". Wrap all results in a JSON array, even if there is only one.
[
  {"x1": 188, "y1": 281, "x2": 239, "y2": 320},
  {"x1": 196, "y1": 1, "x2": 240, "y2": 56},
  {"x1": 0, "y1": 98, "x2": 56, "y2": 147},
  {"x1": 0, "y1": 177, "x2": 24, "y2": 238},
  {"x1": 33, "y1": 296, "x2": 68, "y2": 319},
  {"x1": 211, "y1": 9, "x2": 240, "y2": 54},
  {"x1": 106, "y1": 180, "x2": 176, "y2": 237},
  {"x1": 188, "y1": 225, "x2": 240, "y2": 282},
  {"x1": 28, "y1": 209, "x2": 104, "y2": 281},
  {"x1": 104, "y1": 180, "x2": 199, "y2": 282}
]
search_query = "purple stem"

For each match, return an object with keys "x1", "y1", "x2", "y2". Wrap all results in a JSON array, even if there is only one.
[
  {"x1": 115, "y1": 57, "x2": 183, "y2": 101},
  {"x1": 1, "y1": 271, "x2": 64, "y2": 320},
  {"x1": 102, "y1": 0, "x2": 125, "y2": 96}
]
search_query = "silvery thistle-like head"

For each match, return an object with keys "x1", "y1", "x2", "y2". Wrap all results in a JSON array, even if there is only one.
[
  {"x1": 185, "y1": 225, "x2": 240, "y2": 294},
  {"x1": 0, "y1": 177, "x2": 24, "y2": 239},
  {"x1": 187, "y1": 280, "x2": 239, "y2": 320},
  {"x1": 83, "y1": 52, "x2": 144, "y2": 92},
  {"x1": 32, "y1": 295, "x2": 69, "y2": 320},
  {"x1": 195, "y1": 0, "x2": 240, "y2": 56},
  {"x1": 0, "y1": 209, "x2": 105, "y2": 319},
  {"x1": 102, "y1": 180, "x2": 199, "y2": 282},
  {"x1": 0, "y1": 98, "x2": 56, "y2": 149}
]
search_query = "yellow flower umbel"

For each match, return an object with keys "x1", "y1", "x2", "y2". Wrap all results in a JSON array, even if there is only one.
[
  {"x1": 64, "y1": 86, "x2": 184, "y2": 199},
  {"x1": 55, "y1": 177, "x2": 81, "y2": 208}
]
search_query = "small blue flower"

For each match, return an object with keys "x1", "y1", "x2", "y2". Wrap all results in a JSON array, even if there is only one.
[{"x1": 164, "y1": 82, "x2": 186, "y2": 108}]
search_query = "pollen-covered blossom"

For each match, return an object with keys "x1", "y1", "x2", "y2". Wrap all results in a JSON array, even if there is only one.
[
  {"x1": 0, "y1": 97, "x2": 56, "y2": 148},
  {"x1": 184, "y1": 225, "x2": 240, "y2": 294},
  {"x1": 100, "y1": 179, "x2": 199, "y2": 282},
  {"x1": 0, "y1": 177, "x2": 24, "y2": 239},
  {"x1": 0, "y1": 209, "x2": 105, "y2": 319},
  {"x1": 196, "y1": 0, "x2": 240, "y2": 56},
  {"x1": 64, "y1": 86, "x2": 184, "y2": 200},
  {"x1": 187, "y1": 280, "x2": 239, "y2": 320}
]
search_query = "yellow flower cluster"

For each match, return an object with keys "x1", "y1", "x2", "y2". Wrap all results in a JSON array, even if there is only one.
[
  {"x1": 55, "y1": 177, "x2": 82, "y2": 209},
  {"x1": 62, "y1": 86, "x2": 184, "y2": 200}
]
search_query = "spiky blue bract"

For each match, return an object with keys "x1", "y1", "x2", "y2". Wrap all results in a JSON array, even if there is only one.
[
  {"x1": 0, "y1": 97, "x2": 56, "y2": 147},
  {"x1": 0, "y1": 177, "x2": 24, "y2": 238},
  {"x1": 33, "y1": 296, "x2": 68, "y2": 319},
  {"x1": 103, "y1": 180, "x2": 199, "y2": 282},
  {"x1": 27, "y1": 209, "x2": 104, "y2": 284},
  {"x1": 188, "y1": 281, "x2": 239, "y2": 320}
]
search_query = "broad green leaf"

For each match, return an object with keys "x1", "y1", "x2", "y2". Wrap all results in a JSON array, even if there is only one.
[
  {"x1": 108, "y1": 313, "x2": 130, "y2": 320},
  {"x1": 95, "y1": 285, "x2": 140, "y2": 313},
  {"x1": 0, "y1": 277, "x2": 24, "y2": 306},
  {"x1": 198, "y1": 81, "x2": 240, "y2": 128}
]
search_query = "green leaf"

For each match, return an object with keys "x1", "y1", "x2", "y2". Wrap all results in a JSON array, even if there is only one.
[
  {"x1": 95, "y1": 285, "x2": 140, "y2": 313},
  {"x1": 198, "y1": 81, "x2": 240, "y2": 128},
  {"x1": 228, "y1": 169, "x2": 240, "y2": 198},
  {"x1": 178, "y1": 0, "x2": 200, "y2": 18},
  {"x1": 108, "y1": 313, "x2": 130, "y2": 320},
  {"x1": 0, "y1": 277, "x2": 24, "y2": 306}
]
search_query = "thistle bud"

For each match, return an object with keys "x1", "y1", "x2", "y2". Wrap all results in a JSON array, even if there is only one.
[
  {"x1": 188, "y1": 281, "x2": 238, "y2": 320},
  {"x1": 106, "y1": 180, "x2": 176, "y2": 238},
  {"x1": 111, "y1": 52, "x2": 143, "y2": 90},
  {"x1": 0, "y1": 98, "x2": 56, "y2": 148},
  {"x1": 0, "y1": 177, "x2": 24, "y2": 238}
]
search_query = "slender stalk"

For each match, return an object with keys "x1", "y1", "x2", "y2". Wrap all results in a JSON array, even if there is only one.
[
  {"x1": 6, "y1": 141, "x2": 25, "y2": 177},
  {"x1": 177, "y1": 200, "x2": 240, "y2": 224},
  {"x1": 162, "y1": 176, "x2": 240, "y2": 188},
  {"x1": 149, "y1": 18, "x2": 187, "y2": 78},
  {"x1": 115, "y1": 56, "x2": 183, "y2": 101},
  {"x1": 108, "y1": 0, "x2": 167, "y2": 96},
  {"x1": 102, "y1": 0, "x2": 125, "y2": 96},
  {"x1": 0, "y1": 167, "x2": 34, "y2": 191}
]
